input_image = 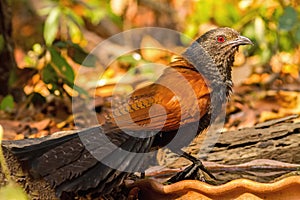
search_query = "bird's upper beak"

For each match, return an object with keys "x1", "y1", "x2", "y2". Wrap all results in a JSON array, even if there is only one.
[{"x1": 233, "y1": 35, "x2": 253, "y2": 46}]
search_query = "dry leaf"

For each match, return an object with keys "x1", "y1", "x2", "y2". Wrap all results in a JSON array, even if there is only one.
[
  {"x1": 140, "y1": 35, "x2": 171, "y2": 63},
  {"x1": 110, "y1": 0, "x2": 130, "y2": 16}
]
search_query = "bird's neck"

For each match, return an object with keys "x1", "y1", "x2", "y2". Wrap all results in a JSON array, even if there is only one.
[
  {"x1": 211, "y1": 44, "x2": 239, "y2": 99},
  {"x1": 216, "y1": 51, "x2": 235, "y2": 98},
  {"x1": 182, "y1": 42, "x2": 233, "y2": 98}
]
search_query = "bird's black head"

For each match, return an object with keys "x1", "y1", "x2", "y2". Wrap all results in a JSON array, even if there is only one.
[
  {"x1": 193, "y1": 27, "x2": 252, "y2": 92},
  {"x1": 196, "y1": 27, "x2": 252, "y2": 70}
]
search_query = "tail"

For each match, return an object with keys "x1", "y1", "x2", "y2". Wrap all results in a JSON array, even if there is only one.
[{"x1": 2, "y1": 126, "x2": 155, "y2": 197}]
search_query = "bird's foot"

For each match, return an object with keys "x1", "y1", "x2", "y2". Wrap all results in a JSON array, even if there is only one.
[{"x1": 167, "y1": 160, "x2": 219, "y2": 185}]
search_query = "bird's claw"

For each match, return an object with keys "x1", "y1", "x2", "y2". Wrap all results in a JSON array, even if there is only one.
[{"x1": 167, "y1": 160, "x2": 219, "y2": 185}]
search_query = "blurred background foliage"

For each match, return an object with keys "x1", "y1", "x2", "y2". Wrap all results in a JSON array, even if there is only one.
[
  {"x1": 11, "y1": 0, "x2": 300, "y2": 92},
  {"x1": 0, "y1": 0, "x2": 300, "y2": 132}
]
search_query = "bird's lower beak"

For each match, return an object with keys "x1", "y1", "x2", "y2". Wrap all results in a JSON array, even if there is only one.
[{"x1": 235, "y1": 35, "x2": 253, "y2": 46}]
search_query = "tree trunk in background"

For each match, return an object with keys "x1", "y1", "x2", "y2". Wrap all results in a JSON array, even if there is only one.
[{"x1": 0, "y1": 0, "x2": 17, "y2": 96}]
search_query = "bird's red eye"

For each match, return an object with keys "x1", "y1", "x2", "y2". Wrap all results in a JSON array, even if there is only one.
[{"x1": 217, "y1": 35, "x2": 226, "y2": 43}]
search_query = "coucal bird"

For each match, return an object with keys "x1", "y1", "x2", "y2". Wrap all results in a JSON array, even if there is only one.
[{"x1": 2, "y1": 28, "x2": 252, "y2": 198}]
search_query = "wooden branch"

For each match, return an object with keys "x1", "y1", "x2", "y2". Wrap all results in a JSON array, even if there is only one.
[
  {"x1": 157, "y1": 115, "x2": 300, "y2": 167},
  {"x1": 155, "y1": 115, "x2": 300, "y2": 182},
  {"x1": 205, "y1": 115, "x2": 300, "y2": 165}
]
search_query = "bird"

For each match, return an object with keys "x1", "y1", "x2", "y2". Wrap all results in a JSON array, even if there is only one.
[{"x1": 2, "y1": 27, "x2": 252, "y2": 199}]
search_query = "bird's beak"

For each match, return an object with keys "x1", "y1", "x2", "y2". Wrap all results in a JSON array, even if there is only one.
[{"x1": 234, "y1": 35, "x2": 253, "y2": 46}]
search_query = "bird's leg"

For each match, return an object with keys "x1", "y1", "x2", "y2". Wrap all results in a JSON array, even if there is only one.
[
  {"x1": 140, "y1": 172, "x2": 145, "y2": 179},
  {"x1": 167, "y1": 150, "x2": 218, "y2": 184},
  {"x1": 181, "y1": 151, "x2": 216, "y2": 179}
]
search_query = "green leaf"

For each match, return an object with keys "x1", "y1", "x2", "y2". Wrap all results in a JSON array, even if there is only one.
[
  {"x1": 72, "y1": 84, "x2": 89, "y2": 96},
  {"x1": 82, "y1": 1, "x2": 106, "y2": 24},
  {"x1": 254, "y1": 17, "x2": 266, "y2": 43},
  {"x1": 67, "y1": 20, "x2": 83, "y2": 43},
  {"x1": 0, "y1": 95, "x2": 14, "y2": 112},
  {"x1": 64, "y1": 7, "x2": 84, "y2": 26},
  {"x1": 295, "y1": 25, "x2": 300, "y2": 43},
  {"x1": 44, "y1": 7, "x2": 61, "y2": 46},
  {"x1": 48, "y1": 47, "x2": 75, "y2": 83},
  {"x1": 67, "y1": 42, "x2": 96, "y2": 67},
  {"x1": 53, "y1": 41, "x2": 96, "y2": 67},
  {"x1": 278, "y1": 32, "x2": 293, "y2": 51},
  {"x1": 42, "y1": 64, "x2": 60, "y2": 93},
  {"x1": 42, "y1": 63, "x2": 58, "y2": 84},
  {"x1": 38, "y1": 4, "x2": 56, "y2": 16},
  {"x1": 53, "y1": 41, "x2": 68, "y2": 48},
  {"x1": 82, "y1": 53, "x2": 97, "y2": 67},
  {"x1": 279, "y1": 6, "x2": 297, "y2": 31}
]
